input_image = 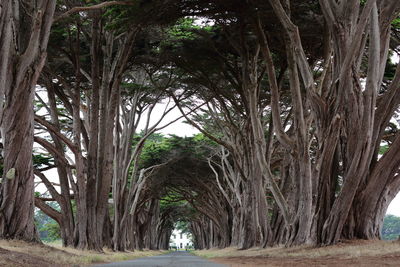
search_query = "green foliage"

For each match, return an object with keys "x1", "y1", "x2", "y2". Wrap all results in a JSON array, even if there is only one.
[
  {"x1": 103, "y1": 0, "x2": 182, "y2": 32},
  {"x1": 167, "y1": 18, "x2": 199, "y2": 40},
  {"x1": 175, "y1": 220, "x2": 190, "y2": 234},
  {"x1": 392, "y1": 17, "x2": 400, "y2": 28},
  {"x1": 136, "y1": 133, "x2": 216, "y2": 169},
  {"x1": 162, "y1": 18, "x2": 213, "y2": 49},
  {"x1": 138, "y1": 133, "x2": 172, "y2": 168},
  {"x1": 160, "y1": 191, "x2": 186, "y2": 207},
  {"x1": 382, "y1": 215, "x2": 400, "y2": 240},
  {"x1": 34, "y1": 202, "x2": 61, "y2": 242},
  {"x1": 379, "y1": 144, "x2": 389, "y2": 155},
  {"x1": 40, "y1": 221, "x2": 61, "y2": 242},
  {"x1": 33, "y1": 154, "x2": 54, "y2": 169}
]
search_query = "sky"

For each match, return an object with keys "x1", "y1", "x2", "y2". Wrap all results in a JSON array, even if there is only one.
[{"x1": 387, "y1": 196, "x2": 400, "y2": 216}]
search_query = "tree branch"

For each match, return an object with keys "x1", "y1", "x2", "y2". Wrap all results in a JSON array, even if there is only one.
[
  {"x1": 54, "y1": 1, "x2": 135, "y2": 22},
  {"x1": 34, "y1": 115, "x2": 78, "y2": 155}
]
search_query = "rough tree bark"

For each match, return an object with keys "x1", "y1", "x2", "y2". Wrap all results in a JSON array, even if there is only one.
[
  {"x1": 265, "y1": 0, "x2": 400, "y2": 245},
  {"x1": 0, "y1": 0, "x2": 56, "y2": 242}
]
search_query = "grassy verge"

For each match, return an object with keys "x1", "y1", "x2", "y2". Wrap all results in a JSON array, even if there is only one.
[
  {"x1": 0, "y1": 239, "x2": 165, "y2": 266},
  {"x1": 192, "y1": 239, "x2": 400, "y2": 259}
]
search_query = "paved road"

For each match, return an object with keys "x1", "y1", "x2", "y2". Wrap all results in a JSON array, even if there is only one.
[{"x1": 93, "y1": 251, "x2": 228, "y2": 267}]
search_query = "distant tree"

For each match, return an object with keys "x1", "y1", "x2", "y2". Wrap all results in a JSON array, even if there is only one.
[
  {"x1": 382, "y1": 215, "x2": 400, "y2": 240},
  {"x1": 34, "y1": 200, "x2": 61, "y2": 242}
]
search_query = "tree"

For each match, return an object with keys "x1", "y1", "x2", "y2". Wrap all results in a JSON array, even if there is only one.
[
  {"x1": 3, "y1": 0, "x2": 400, "y2": 250},
  {"x1": 153, "y1": 0, "x2": 400, "y2": 246},
  {"x1": 0, "y1": 0, "x2": 56, "y2": 242},
  {"x1": 34, "y1": 14, "x2": 186, "y2": 250},
  {"x1": 34, "y1": 200, "x2": 61, "y2": 242},
  {"x1": 382, "y1": 215, "x2": 400, "y2": 240},
  {"x1": 157, "y1": 20, "x2": 272, "y2": 248},
  {"x1": 266, "y1": 0, "x2": 400, "y2": 245},
  {"x1": 0, "y1": 0, "x2": 140, "y2": 247}
]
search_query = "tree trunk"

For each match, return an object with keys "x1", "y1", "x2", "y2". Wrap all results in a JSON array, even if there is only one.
[
  {"x1": 0, "y1": 0, "x2": 55, "y2": 242},
  {"x1": 0, "y1": 77, "x2": 39, "y2": 241}
]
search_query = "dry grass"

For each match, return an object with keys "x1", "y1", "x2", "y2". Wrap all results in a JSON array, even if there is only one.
[
  {"x1": 0, "y1": 239, "x2": 165, "y2": 266},
  {"x1": 193, "y1": 239, "x2": 400, "y2": 259}
]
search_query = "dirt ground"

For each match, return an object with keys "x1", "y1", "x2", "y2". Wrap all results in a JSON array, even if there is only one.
[
  {"x1": 0, "y1": 239, "x2": 399, "y2": 266},
  {"x1": 0, "y1": 239, "x2": 164, "y2": 266},
  {"x1": 0, "y1": 246, "x2": 64, "y2": 267},
  {"x1": 197, "y1": 240, "x2": 400, "y2": 267},
  {"x1": 211, "y1": 253, "x2": 400, "y2": 267}
]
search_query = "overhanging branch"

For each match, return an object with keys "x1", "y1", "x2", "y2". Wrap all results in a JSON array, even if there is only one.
[{"x1": 54, "y1": 1, "x2": 135, "y2": 22}]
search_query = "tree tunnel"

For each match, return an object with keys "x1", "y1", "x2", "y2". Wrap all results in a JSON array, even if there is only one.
[
  {"x1": 136, "y1": 143, "x2": 232, "y2": 250},
  {"x1": 12, "y1": 0, "x2": 400, "y2": 252}
]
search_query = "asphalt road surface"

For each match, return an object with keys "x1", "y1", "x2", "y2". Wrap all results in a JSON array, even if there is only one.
[{"x1": 93, "y1": 251, "x2": 228, "y2": 267}]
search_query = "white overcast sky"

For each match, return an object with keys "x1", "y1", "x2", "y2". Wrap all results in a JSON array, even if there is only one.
[{"x1": 387, "y1": 196, "x2": 400, "y2": 216}]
